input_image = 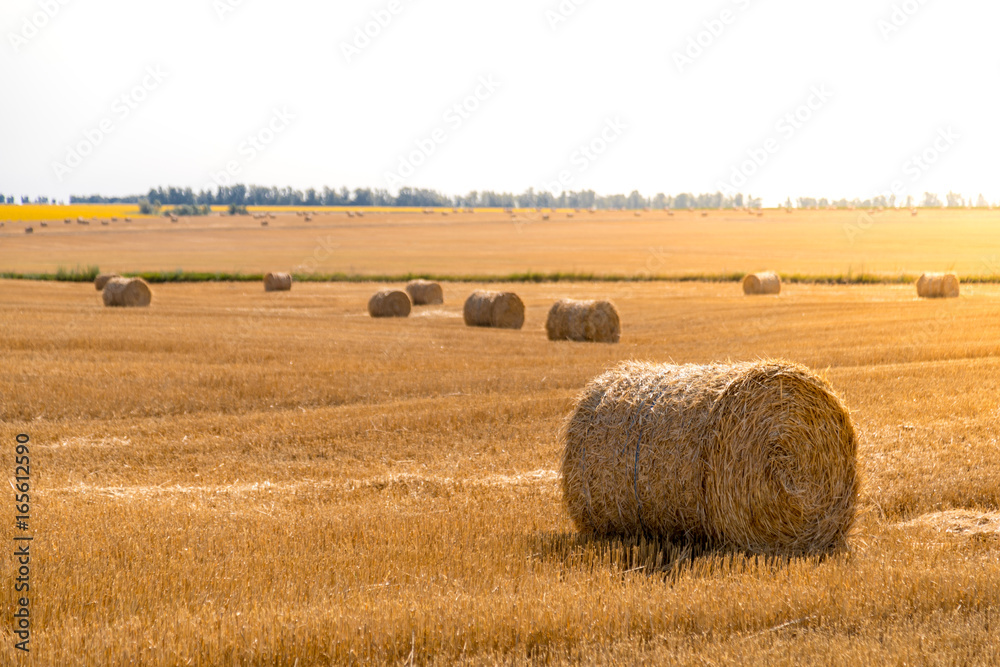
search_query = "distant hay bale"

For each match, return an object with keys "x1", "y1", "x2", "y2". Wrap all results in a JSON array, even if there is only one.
[
  {"x1": 94, "y1": 273, "x2": 120, "y2": 291},
  {"x1": 561, "y1": 360, "x2": 859, "y2": 554},
  {"x1": 405, "y1": 280, "x2": 444, "y2": 305},
  {"x1": 743, "y1": 271, "x2": 781, "y2": 295},
  {"x1": 102, "y1": 277, "x2": 152, "y2": 308},
  {"x1": 916, "y1": 272, "x2": 959, "y2": 298},
  {"x1": 263, "y1": 272, "x2": 293, "y2": 292},
  {"x1": 24, "y1": 227, "x2": 33, "y2": 234},
  {"x1": 368, "y1": 290, "x2": 411, "y2": 318},
  {"x1": 463, "y1": 291, "x2": 525, "y2": 330},
  {"x1": 546, "y1": 299, "x2": 620, "y2": 343}
]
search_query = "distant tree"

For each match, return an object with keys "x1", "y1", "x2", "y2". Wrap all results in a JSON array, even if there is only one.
[
  {"x1": 946, "y1": 191, "x2": 964, "y2": 207},
  {"x1": 976, "y1": 194, "x2": 989, "y2": 208},
  {"x1": 922, "y1": 192, "x2": 942, "y2": 207}
]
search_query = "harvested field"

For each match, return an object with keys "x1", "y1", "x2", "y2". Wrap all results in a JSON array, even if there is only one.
[{"x1": 2, "y1": 279, "x2": 1000, "y2": 664}]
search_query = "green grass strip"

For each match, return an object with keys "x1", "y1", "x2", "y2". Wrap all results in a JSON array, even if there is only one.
[{"x1": 4, "y1": 268, "x2": 1000, "y2": 285}]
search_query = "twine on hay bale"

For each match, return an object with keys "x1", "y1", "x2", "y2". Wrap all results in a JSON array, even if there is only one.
[
  {"x1": 916, "y1": 272, "x2": 959, "y2": 298},
  {"x1": 743, "y1": 271, "x2": 781, "y2": 295},
  {"x1": 102, "y1": 277, "x2": 152, "y2": 308},
  {"x1": 94, "y1": 273, "x2": 120, "y2": 291},
  {"x1": 406, "y1": 280, "x2": 444, "y2": 306},
  {"x1": 545, "y1": 299, "x2": 620, "y2": 343},
  {"x1": 463, "y1": 291, "x2": 525, "y2": 330},
  {"x1": 368, "y1": 290, "x2": 411, "y2": 318},
  {"x1": 263, "y1": 272, "x2": 293, "y2": 292},
  {"x1": 560, "y1": 360, "x2": 859, "y2": 555}
]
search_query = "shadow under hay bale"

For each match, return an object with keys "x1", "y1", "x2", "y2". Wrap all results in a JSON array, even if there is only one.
[
  {"x1": 463, "y1": 291, "x2": 524, "y2": 330},
  {"x1": 561, "y1": 360, "x2": 858, "y2": 555},
  {"x1": 102, "y1": 277, "x2": 152, "y2": 308},
  {"x1": 916, "y1": 272, "x2": 959, "y2": 298},
  {"x1": 368, "y1": 290, "x2": 411, "y2": 318},
  {"x1": 546, "y1": 299, "x2": 620, "y2": 343},
  {"x1": 263, "y1": 272, "x2": 292, "y2": 292},
  {"x1": 743, "y1": 271, "x2": 781, "y2": 295},
  {"x1": 406, "y1": 280, "x2": 444, "y2": 306},
  {"x1": 94, "y1": 273, "x2": 120, "y2": 291}
]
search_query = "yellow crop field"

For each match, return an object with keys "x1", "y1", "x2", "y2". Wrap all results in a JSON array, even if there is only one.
[
  {"x1": 0, "y1": 204, "x2": 151, "y2": 223},
  {"x1": 2, "y1": 276, "x2": 999, "y2": 664}
]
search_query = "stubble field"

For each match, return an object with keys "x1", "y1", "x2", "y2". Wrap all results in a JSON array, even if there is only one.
[
  {"x1": 1, "y1": 211, "x2": 1000, "y2": 664},
  {"x1": 3, "y1": 206, "x2": 1000, "y2": 278}
]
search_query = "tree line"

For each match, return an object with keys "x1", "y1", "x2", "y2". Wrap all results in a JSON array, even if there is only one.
[{"x1": 2, "y1": 186, "x2": 993, "y2": 209}]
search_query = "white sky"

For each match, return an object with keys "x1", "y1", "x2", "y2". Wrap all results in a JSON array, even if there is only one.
[{"x1": 1, "y1": 0, "x2": 997, "y2": 205}]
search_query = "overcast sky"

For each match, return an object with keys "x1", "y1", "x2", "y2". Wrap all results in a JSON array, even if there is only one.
[{"x1": 2, "y1": 0, "x2": 997, "y2": 205}]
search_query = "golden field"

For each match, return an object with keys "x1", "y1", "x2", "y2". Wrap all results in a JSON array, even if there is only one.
[
  {"x1": 2, "y1": 276, "x2": 1000, "y2": 665},
  {"x1": 3, "y1": 207, "x2": 1000, "y2": 278}
]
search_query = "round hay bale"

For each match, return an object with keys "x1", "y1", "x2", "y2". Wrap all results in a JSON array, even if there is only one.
[
  {"x1": 561, "y1": 360, "x2": 858, "y2": 554},
  {"x1": 94, "y1": 273, "x2": 120, "y2": 291},
  {"x1": 916, "y1": 272, "x2": 959, "y2": 298},
  {"x1": 406, "y1": 280, "x2": 444, "y2": 306},
  {"x1": 102, "y1": 277, "x2": 152, "y2": 308},
  {"x1": 742, "y1": 271, "x2": 781, "y2": 295},
  {"x1": 263, "y1": 272, "x2": 292, "y2": 292},
  {"x1": 545, "y1": 299, "x2": 620, "y2": 343},
  {"x1": 463, "y1": 291, "x2": 525, "y2": 330},
  {"x1": 368, "y1": 290, "x2": 411, "y2": 318}
]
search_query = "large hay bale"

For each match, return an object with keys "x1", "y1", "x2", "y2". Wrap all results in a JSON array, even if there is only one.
[
  {"x1": 263, "y1": 272, "x2": 292, "y2": 292},
  {"x1": 545, "y1": 299, "x2": 620, "y2": 343},
  {"x1": 742, "y1": 271, "x2": 781, "y2": 295},
  {"x1": 406, "y1": 280, "x2": 444, "y2": 306},
  {"x1": 561, "y1": 360, "x2": 858, "y2": 554},
  {"x1": 94, "y1": 273, "x2": 120, "y2": 291},
  {"x1": 368, "y1": 290, "x2": 411, "y2": 318},
  {"x1": 916, "y1": 272, "x2": 959, "y2": 298},
  {"x1": 463, "y1": 291, "x2": 525, "y2": 330},
  {"x1": 102, "y1": 277, "x2": 152, "y2": 308}
]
